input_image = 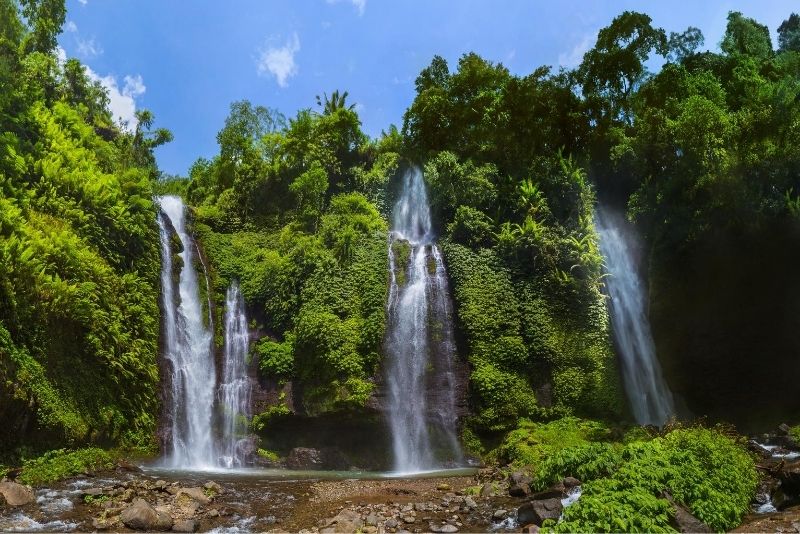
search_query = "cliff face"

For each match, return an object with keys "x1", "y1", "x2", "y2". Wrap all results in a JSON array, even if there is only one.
[{"x1": 650, "y1": 220, "x2": 800, "y2": 431}]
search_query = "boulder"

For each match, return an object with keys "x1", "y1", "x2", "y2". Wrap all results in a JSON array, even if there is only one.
[
  {"x1": 509, "y1": 483, "x2": 531, "y2": 497},
  {"x1": 563, "y1": 477, "x2": 581, "y2": 489},
  {"x1": 285, "y1": 447, "x2": 350, "y2": 470},
  {"x1": 492, "y1": 509, "x2": 508, "y2": 520},
  {"x1": 0, "y1": 481, "x2": 35, "y2": 506},
  {"x1": 203, "y1": 481, "x2": 222, "y2": 495},
  {"x1": 780, "y1": 460, "x2": 800, "y2": 495},
  {"x1": 176, "y1": 487, "x2": 212, "y2": 505},
  {"x1": 121, "y1": 498, "x2": 161, "y2": 531},
  {"x1": 172, "y1": 519, "x2": 197, "y2": 532},
  {"x1": 480, "y1": 483, "x2": 493, "y2": 497},
  {"x1": 517, "y1": 498, "x2": 563, "y2": 526},
  {"x1": 664, "y1": 493, "x2": 711, "y2": 533},
  {"x1": 509, "y1": 471, "x2": 533, "y2": 486},
  {"x1": 323, "y1": 508, "x2": 364, "y2": 533},
  {"x1": 286, "y1": 447, "x2": 324, "y2": 470}
]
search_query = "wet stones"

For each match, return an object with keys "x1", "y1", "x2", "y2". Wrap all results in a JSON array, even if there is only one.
[
  {"x1": 171, "y1": 519, "x2": 197, "y2": 532},
  {"x1": 517, "y1": 498, "x2": 563, "y2": 526},
  {"x1": 0, "y1": 481, "x2": 35, "y2": 506},
  {"x1": 121, "y1": 498, "x2": 172, "y2": 531}
]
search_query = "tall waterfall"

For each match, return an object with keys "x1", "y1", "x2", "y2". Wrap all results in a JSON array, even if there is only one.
[
  {"x1": 596, "y1": 206, "x2": 675, "y2": 426},
  {"x1": 218, "y1": 281, "x2": 252, "y2": 468},
  {"x1": 157, "y1": 195, "x2": 217, "y2": 468},
  {"x1": 385, "y1": 166, "x2": 462, "y2": 473}
]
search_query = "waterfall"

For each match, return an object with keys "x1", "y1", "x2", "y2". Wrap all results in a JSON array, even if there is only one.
[
  {"x1": 595, "y1": 206, "x2": 675, "y2": 426},
  {"x1": 157, "y1": 195, "x2": 217, "y2": 468},
  {"x1": 218, "y1": 281, "x2": 252, "y2": 468},
  {"x1": 385, "y1": 166, "x2": 462, "y2": 473}
]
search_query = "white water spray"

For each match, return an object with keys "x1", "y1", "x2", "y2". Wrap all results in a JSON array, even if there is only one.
[
  {"x1": 385, "y1": 167, "x2": 462, "y2": 472},
  {"x1": 218, "y1": 281, "x2": 252, "y2": 468},
  {"x1": 157, "y1": 195, "x2": 217, "y2": 468},
  {"x1": 596, "y1": 206, "x2": 674, "y2": 426}
]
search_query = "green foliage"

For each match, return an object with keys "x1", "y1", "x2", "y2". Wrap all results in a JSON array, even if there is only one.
[
  {"x1": 256, "y1": 338, "x2": 294, "y2": 378},
  {"x1": 545, "y1": 427, "x2": 758, "y2": 533},
  {"x1": 18, "y1": 448, "x2": 113, "y2": 486},
  {"x1": 789, "y1": 425, "x2": 800, "y2": 442},
  {"x1": 251, "y1": 404, "x2": 292, "y2": 432},
  {"x1": 496, "y1": 417, "x2": 612, "y2": 468},
  {"x1": 256, "y1": 448, "x2": 280, "y2": 462},
  {"x1": 0, "y1": 7, "x2": 167, "y2": 453}
]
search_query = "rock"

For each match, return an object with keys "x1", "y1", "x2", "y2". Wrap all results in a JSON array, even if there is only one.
[
  {"x1": 385, "y1": 518, "x2": 399, "y2": 528},
  {"x1": 325, "y1": 508, "x2": 364, "y2": 533},
  {"x1": 286, "y1": 447, "x2": 324, "y2": 470},
  {"x1": 82, "y1": 487, "x2": 106, "y2": 497},
  {"x1": 780, "y1": 460, "x2": 800, "y2": 495},
  {"x1": 208, "y1": 508, "x2": 220, "y2": 518},
  {"x1": 203, "y1": 481, "x2": 222, "y2": 494},
  {"x1": 437, "y1": 483, "x2": 452, "y2": 491},
  {"x1": 464, "y1": 496, "x2": 477, "y2": 509},
  {"x1": 156, "y1": 511, "x2": 174, "y2": 531},
  {"x1": 176, "y1": 487, "x2": 212, "y2": 505},
  {"x1": 0, "y1": 481, "x2": 35, "y2": 506},
  {"x1": 492, "y1": 509, "x2": 508, "y2": 520},
  {"x1": 285, "y1": 447, "x2": 350, "y2": 470},
  {"x1": 92, "y1": 516, "x2": 118, "y2": 530},
  {"x1": 779, "y1": 424, "x2": 792, "y2": 435},
  {"x1": 365, "y1": 514, "x2": 378, "y2": 526},
  {"x1": 563, "y1": 477, "x2": 581, "y2": 489},
  {"x1": 402, "y1": 515, "x2": 416, "y2": 524},
  {"x1": 435, "y1": 524, "x2": 459, "y2": 533},
  {"x1": 121, "y1": 498, "x2": 161, "y2": 530},
  {"x1": 117, "y1": 460, "x2": 142, "y2": 472},
  {"x1": 480, "y1": 483, "x2": 493, "y2": 497},
  {"x1": 172, "y1": 519, "x2": 197, "y2": 532},
  {"x1": 521, "y1": 525, "x2": 540, "y2": 534},
  {"x1": 509, "y1": 471, "x2": 533, "y2": 487},
  {"x1": 517, "y1": 498, "x2": 563, "y2": 526},
  {"x1": 664, "y1": 493, "x2": 711, "y2": 533},
  {"x1": 509, "y1": 483, "x2": 531, "y2": 497}
]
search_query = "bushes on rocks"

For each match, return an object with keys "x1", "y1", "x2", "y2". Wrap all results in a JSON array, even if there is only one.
[{"x1": 17, "y1": 448, "x2": 113, "y2": 486}]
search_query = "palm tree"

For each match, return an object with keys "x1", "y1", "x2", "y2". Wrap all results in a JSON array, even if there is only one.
[{"x1": 315, "y1": 90, "x2": 356, "y2": 115}]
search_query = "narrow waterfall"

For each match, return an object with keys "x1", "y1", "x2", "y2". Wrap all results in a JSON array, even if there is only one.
[
  {"x1": 218, "y1": 281, "x2": 252, "y2": 468},
  {"x1": 157, "y1": 195, "x2": 217, "y2": 468},
  {"x1": 385, "y1": 166, "x2": 462, "y2": 472},
  {"x1": 595, "y1": 206, "x2": 675, "y2": 426}
]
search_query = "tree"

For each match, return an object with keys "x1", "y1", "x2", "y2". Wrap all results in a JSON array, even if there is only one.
[
  {"x1": 579, "y1": 11, "x2": 668, "y2": 126},
  {"x1": 721, "y1": 11, "x2": 772, "y2": 59},
  {"x1": 315, "y1": 89, "x2": 355, "y2": 115},
  {"x1": 668, "y1": 27, "x2": 704, "y2": 62},
  {"x1": 778, "y1": 13, "x2": 800, "y2": 53},
  {"x1": 19, "y1": 0, "x2": 66, "y2": 54}
]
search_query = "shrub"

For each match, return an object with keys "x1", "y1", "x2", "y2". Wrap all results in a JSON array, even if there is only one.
[{"x1": 18, "y1": 448, "x2": 114, "y2": 486}]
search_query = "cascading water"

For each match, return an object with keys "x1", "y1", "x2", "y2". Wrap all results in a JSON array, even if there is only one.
[
  {"x1": 217, "y1": 281, "x2": 252, "y2": 468},
  {"x1": 385, "y1": 166, "x2": 462, "y2": 473},
  {"x1": 595, "y1": 206, "x2": 675, "y2": 426},
  {"x1": 157, "y1": 195, "x2": 217, "y2": 468}
]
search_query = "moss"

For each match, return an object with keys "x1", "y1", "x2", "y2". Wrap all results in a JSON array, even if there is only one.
[
  {"x1": 18, "y1": 448, "x2": 115, "y2": 486},
  {"x1": 251, "y1": 404, "x2": 292, "y2": 432},
  {"x1": 790, "y1": 425, "x2": 800, "y2": 443},
  {"x1": 391, "y1": 238, "x2": 412, "y2": 286},
  {"x1": 256, "y1": 448, "x2": 281, "y2": 462}
]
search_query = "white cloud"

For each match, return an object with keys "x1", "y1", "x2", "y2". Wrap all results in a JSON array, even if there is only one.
[
  {"x1": 76, "y1": 37, "x2": 102, "y2": 58},
  {"x1": 85, "y1": 67, "x2": 146, "y2": 130},
  {"x1": 326, "y1": 0, "x2": 365, "y2": 16},
  {"x1": 256, "y1": 33, "x2": 300, "y2": 88},
  {"x1": 55, "y1": 46, "x2": 67, "y2": 66},
  {"x1": 65, "y1": 20, "x2": 77, "y2": 32},
  {"x1": 558, "y1": 31, "x2": 596, "y2": 68},
  {"x1": 78, "y1": 0, "x2": 87, "y2": 5}
]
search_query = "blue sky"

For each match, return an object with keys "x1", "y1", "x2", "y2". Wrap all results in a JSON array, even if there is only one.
[{"x1": 58, "y1": 0, "x2": 798, "y2": 177}]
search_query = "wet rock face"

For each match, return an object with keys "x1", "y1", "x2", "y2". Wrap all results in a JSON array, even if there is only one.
[
  {"x1": 517, "y1": 498, "x2": 563, "y2": 526},
  {"x1": 0, "y1": 481, "x2": 35, "y2": 506},
  {"x1": 285, "y1": 447, "x2": 350, "y2": 470}
]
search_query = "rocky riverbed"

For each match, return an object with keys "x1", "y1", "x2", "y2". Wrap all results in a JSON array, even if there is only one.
[{"x1": 2, "y1": 428, "x2": 800, "y2": 533}]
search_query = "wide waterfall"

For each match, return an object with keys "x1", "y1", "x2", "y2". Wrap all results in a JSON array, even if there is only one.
[
  {"x1": 596, "y1": 206, "x2": 675, "y2": 426},
  {"x1": 157, "y1": 195, "x2": 217, "y2": 468},
  {"x1": 385, "y1": 166, "x2": 462, "y2": 473},
  {"x1": 218, "y1": 281, "x2": 252, "y2": 468}
]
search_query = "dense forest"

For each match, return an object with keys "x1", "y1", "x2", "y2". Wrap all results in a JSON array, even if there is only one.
[{"x1": 1, "y1": 0, "x2": 800, "y2": 531}]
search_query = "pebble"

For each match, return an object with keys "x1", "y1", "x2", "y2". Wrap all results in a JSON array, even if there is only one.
[{"x1": 493, "y1": 509, "x2": 508, "y2": 520}]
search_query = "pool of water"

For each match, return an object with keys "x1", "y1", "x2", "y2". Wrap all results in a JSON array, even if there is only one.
[{"x1": 139, "y1": 464, "x2": 478, "y2": 481}]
